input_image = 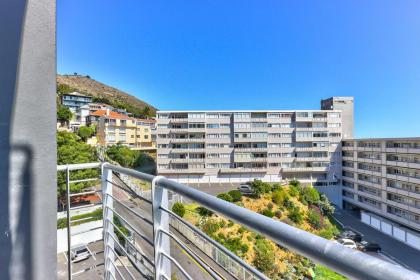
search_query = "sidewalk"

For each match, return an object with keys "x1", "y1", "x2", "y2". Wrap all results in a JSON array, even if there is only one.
[{"x1": 334, "y1": 208, "x2": 420, "y2": 273}]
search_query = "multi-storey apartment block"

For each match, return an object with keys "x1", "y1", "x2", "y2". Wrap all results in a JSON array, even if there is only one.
[
  {"x1": 341, "y1": 138, "x2": 420, "y2": 232},
  {"x1": 94, "y1": 109, "x2": 156, "y2": 150},
  {"x1": 61, "y1": 91, "x2": 92, "y2": 112},
  {"x1": 156, "y1": 98, "x2": 352, "y2": 194}
]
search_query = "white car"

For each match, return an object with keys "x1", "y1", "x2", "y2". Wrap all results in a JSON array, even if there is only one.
[
  {"x1": 336, "y1": 238, "x2": 357, "y2": 250},
  {"x1": 70, "y1": 244, "x2": 90, "y2": 262},
  {"x1": 238, "y1": 184, "x2": 254, "y2": 195}
]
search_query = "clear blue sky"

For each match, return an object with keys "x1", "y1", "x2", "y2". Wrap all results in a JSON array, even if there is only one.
[{"x1": 58, "y1": 1, "x2": 420, "y2": 138}]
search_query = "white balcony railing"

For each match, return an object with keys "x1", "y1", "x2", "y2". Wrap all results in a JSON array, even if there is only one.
[{"x1": 57, "y1": 163, "x2": 420, "y2": 280}]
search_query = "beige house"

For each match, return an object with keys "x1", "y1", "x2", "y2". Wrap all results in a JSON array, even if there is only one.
[{"x1": 94, "y1": 109, "x2": 156, "y2": 150}]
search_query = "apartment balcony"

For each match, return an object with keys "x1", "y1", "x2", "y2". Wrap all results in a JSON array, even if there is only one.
[
  {"x1": 170, "y1": 138, "x2": 206, "y2": 143},
  {"x1": 219, "y1": 167, "x2": 267, "y2": 173},
  {"x1": 160, "y1": 168, "x2": 207, "y2": 174},
  {"x1": 295, "y1": 117, "x2": 328, "y2": 122},
  {"x1": 282, "y1": 166, "x2": 328, "y2": 172},
  {"x1": 168, "y1": 118, "x2": 189, "y2": 123},
  {"x1": 356, "y1": 157, "x2": 382, "y2": 165},
  {"x1": 294, "y1": 146, "x2": 330, "y2": 152},
  {"x1": 169, "y1": 128, "x2": 189, "y2": 133},
  {"x1": 233, "y1": 147, "x2": 268, "y2": 152},
  {"x1": 386, "y1": 160, "x2": 420, "y2": 170},
  {"x1": 385, "y1": 147, "x2": 420, "y2": 154},
  {"x1": 170, "y1": 158, "x2": 205, "y2": 163},
  {"x1": 294, "y1": 157, "x2": 331, "y2": 162}
]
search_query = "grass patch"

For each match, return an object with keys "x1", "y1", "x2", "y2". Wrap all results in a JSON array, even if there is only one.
[
  {"x1": 57, "y1": 208, "x2": 102, "y2": 229},
  {"x1": 314, "y1": 265, "x2": 347, "y2": 280}
]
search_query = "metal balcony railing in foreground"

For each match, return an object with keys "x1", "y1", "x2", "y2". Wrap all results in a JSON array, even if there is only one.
[{"x1": 57, "y1": 162, "x2": 420, "y2": 280}]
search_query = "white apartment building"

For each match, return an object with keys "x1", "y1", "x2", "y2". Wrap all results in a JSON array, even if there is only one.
[
  {"x1": 341, "y1": 138, "x2": 420, "y2": 232},
  {"x1": 156, "y1": 98, "x2": 353, "y2": 200}
]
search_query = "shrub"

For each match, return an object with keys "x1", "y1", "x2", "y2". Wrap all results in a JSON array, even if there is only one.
[
  {"x1": 217, "y1": 193, "x2": 233, "y2": 202},
  {"x1": 251, "y1": 179, "x2": 272, "y2": 197},
  {"x1": 289, "y1": 185, "x2": 300, "y2": 197},
  {"x1": 288, "y1": 207, "x2": 303, "y2": 224},
  {"x1": 228, "y1": 190, "x2": 242, "y2": 202},
  {"x1": 228, "y1": 220, "x2": 234, "y2": 227},
  {"x1": 261, "y1": 208, "x2": 275, "y2": 218},
  {"x1": 302, "y1": 187, "x2": 320, "y2": 205},
  {"x1": 238, "y1": 227, "x2": 246, "y2": 234},
  {"x1": 272, "y1": 189, "x2": 289, "y2": 205},
  {"x1": 275, "y1": 210, "x2": 282, "y2": 218},
  {"x1": 219, "y1": 220, "x2": 226, "y2": 227},
  {"x1": 318, "y1": 224, "x2": 339, "y2": 239},
  {"x1": 253, "y1": 239, "x2": 275, "y2": 273},
  {"x1": 172, "y1": 202, "x2": 186, "y2": 217},
  {"x1": 316, "y1": 194, "x2": 335, "y2": 216},
  {"x1": 307, "y1": 209, "x2": 323, "y2": 229},
  {"x1": 271, "y1": 183, "x2": 282, "y2": 192},
  {"x1": 197, "y1": 206, "x2": 213, "y2": 217},
  {"x1": 202, "y1": 220, "x2": 220, "y2": 235},
  {"x1": 283, "y1": 197, "x2": 295, "y2": 210},
  {"x1": 267, "y1": 202, "x2": 274, "y2": 210},
  {"x1": 222, "y1": 237, "x2": 249, "y2": 256}
]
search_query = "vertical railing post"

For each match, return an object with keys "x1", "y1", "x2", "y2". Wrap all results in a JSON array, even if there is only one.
[
  {"x1": 102, "y1": 164, "x2": 115, "y2": 280},
  {"x1": 152, "y1": 176, "x2": 171, "y2": 279},
  {"x1": 66, "y1": 166, "x2": 72, "y2": 280}
]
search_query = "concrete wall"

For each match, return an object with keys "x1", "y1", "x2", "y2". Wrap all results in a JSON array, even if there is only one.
[{"x1": 0, "y1": 0, "x2": 56, "y2": 279}]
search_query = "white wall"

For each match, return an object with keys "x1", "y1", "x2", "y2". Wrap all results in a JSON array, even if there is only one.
[{"x1": 57, "y1": 220, "x2": 103, "y2": 253}]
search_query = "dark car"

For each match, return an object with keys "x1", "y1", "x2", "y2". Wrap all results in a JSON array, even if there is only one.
[
  {"x1": 359, "y1": 241, "x2": 381, "y2": 252},
  {"x1": 339, "y1": 230, "x2": 362, "y2": 242}
]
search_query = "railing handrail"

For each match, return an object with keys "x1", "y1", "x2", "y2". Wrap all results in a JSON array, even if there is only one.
[{"x1": 101, "y1": 162, "x2": 420, "y2": 280}]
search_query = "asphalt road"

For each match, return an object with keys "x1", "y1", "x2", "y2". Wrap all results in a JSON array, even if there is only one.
[{"x1": 334, "y1": 208, "x2": 420, "y2": 273}]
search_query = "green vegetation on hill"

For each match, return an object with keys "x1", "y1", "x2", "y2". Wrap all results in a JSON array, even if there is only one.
[{"x1": 176, "y1": 179, "x2": 343, "y2": 279}]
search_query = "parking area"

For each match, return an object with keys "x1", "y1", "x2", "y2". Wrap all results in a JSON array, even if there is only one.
[{"x1": 334, "y1": 208, "x2": 420, "y2": 273}]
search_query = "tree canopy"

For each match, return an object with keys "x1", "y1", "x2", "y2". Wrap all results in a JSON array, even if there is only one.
[
  {"x1": 77, "y1": 125, "x2": 95, "y2": 141},
  {"x1": 57, "y1": 105, "x2": 72, "y2": 125}
]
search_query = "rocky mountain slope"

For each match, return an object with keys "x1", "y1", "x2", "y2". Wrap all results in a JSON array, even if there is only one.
[{"x1": 57, "y1": 74, "x2": 157, "y2": 117}]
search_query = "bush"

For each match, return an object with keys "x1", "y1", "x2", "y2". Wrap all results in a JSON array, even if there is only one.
[
  {"x1": 217, "y1": 193, "x2": 233, "y2": 202},
  {"x1": 172, "y1": 202, "x2": 186, "y2": 217},
  {"x1": 307, "y1": 209, "x2": 323, "y2": 229},
  {"x1": 219, "y1": 220, "x2": 226, "y2": 227},
  {"x1": 272, "y1": 189, "x2": 289, "y2": 205},
  {"x1": 302, "y1": 187, "x2": 320, "y2": 205},
  {"x1": 197, "y1": 206, "x2": 213, "y2": 217},
  {"x1": 251, "y1": 179, "x2": 272, "y2": 197},
  {"x1": 275, "y1": 210, "x2": 282, "y2": 218},
  {"x1": 288, "y1": 207, "x2": 303, "y2": 224},
  {"x1": 228, "y1": 190, "x2": 242, "y2": 202},
  {"x1": 267, "y1": 202, "x2": 274, "y2": 210},
  {"x1": 316, "y1": 194, "x2": 335, "y2": 216},
  {"x1": 289, "y1": 185, "x2": 300, "y2": 197},
  {"x1": 253, "y1": 239, "x2": 275, "y2": 273},
  {"x1": 318, "y1": 224, "x2": 340, "y2": 239},
  {"x1": 228, "y1": 220, "x2": 234, "y2": 227},
  {"x1": 271, "y1": 183, "x2": 282, "y2": 192},
  {"x1": 261, "y1": 208, "x2": 275, "y2": 218},
  {"x1": 283, "y1": 197, "x2": 295, "y2": 210},
  {"x1": 202, "y1": 220, "x2": 220, "y2": 236},
  {"x1": 238, "y1": 227, "x2": 246, "y2": 234},
  {"x1": 77, "y1": 126, "x2": 95, "y2": 141}
]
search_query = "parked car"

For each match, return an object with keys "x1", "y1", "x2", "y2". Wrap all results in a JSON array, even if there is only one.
[
  {"x1": 358, "y1": 241, "x2": 381, "y2": 252},
  {"x1": 339, "y1": 230, "x2": 362, "y2": 242},
  {"x1": 238, "y1": 184, "x2": 254, "y2": 195},
  {"x1": 336, "y1": 238, "x2": 357, "y2": 249},
  {"x1": 70, "y1": 244, "x2": 90, "y2": 262}
]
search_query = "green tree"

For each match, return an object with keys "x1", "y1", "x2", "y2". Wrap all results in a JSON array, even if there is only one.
[
  {"x1": 77, "y1": 126, "x2": 95, "y2": 141},
  {"x1": 57, "y1": 131, "x2": 98, "y2": 197},
  {"x1": 57, "y1": 105, "x2": 72, "y2": 126},
  {"x1": 172, "y1": 202, "x2": 186, "y2": 217},
  {"x1": 316, "y1": 194, "x2": 335, "y2": 216},
  {"x1": 106, "y1": 145, "x2": 137, "y2": 167},
  {"x1": 253, "y1": 238, "x2": 275, "y2": 273}
]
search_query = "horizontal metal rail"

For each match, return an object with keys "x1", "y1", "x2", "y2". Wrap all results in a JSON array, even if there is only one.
[
  {"x1": 103, "y1": 163, "x2": 420, "y2": 280},
  {"x1": 105, "y1": 192, "x2": 153, "y2": 225},
  {"x1": 57, "y1": 162, "x2": 102, "y2": 171}
]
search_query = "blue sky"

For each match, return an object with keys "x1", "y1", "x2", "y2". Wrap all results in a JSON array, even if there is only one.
[{"x1": 58, "y1": 1, "x2": 420, "y2": 138}]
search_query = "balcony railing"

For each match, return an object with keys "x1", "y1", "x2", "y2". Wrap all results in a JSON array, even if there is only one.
[{"x1": 57, "y1": 162, "x2": 420, "y2": 280}]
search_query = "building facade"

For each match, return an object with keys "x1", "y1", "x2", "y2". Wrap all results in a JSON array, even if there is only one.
[
  {"x1": 321, "y1": 96, "x2": 354, "y2": 139},
  {"x1": 156, "y1": 104, "x2": 349, "y2": 192},
  {"x1": 61, "y1": 91, "x2": 92, "y2": 112},
  {"x1": 341, "y1": 138, "x2": 420, "y2": 231},
  {"x1": 95, "y1": 109, "x2": 156, "y2": 149}
]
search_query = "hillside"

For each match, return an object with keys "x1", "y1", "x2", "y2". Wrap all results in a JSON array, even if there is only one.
[
  {"x1": 57, "y1": 74, "x2": 157, "y2": 117},
  {"x1": 173, "y1": 180, "x2": 345, "y2": 280}
]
